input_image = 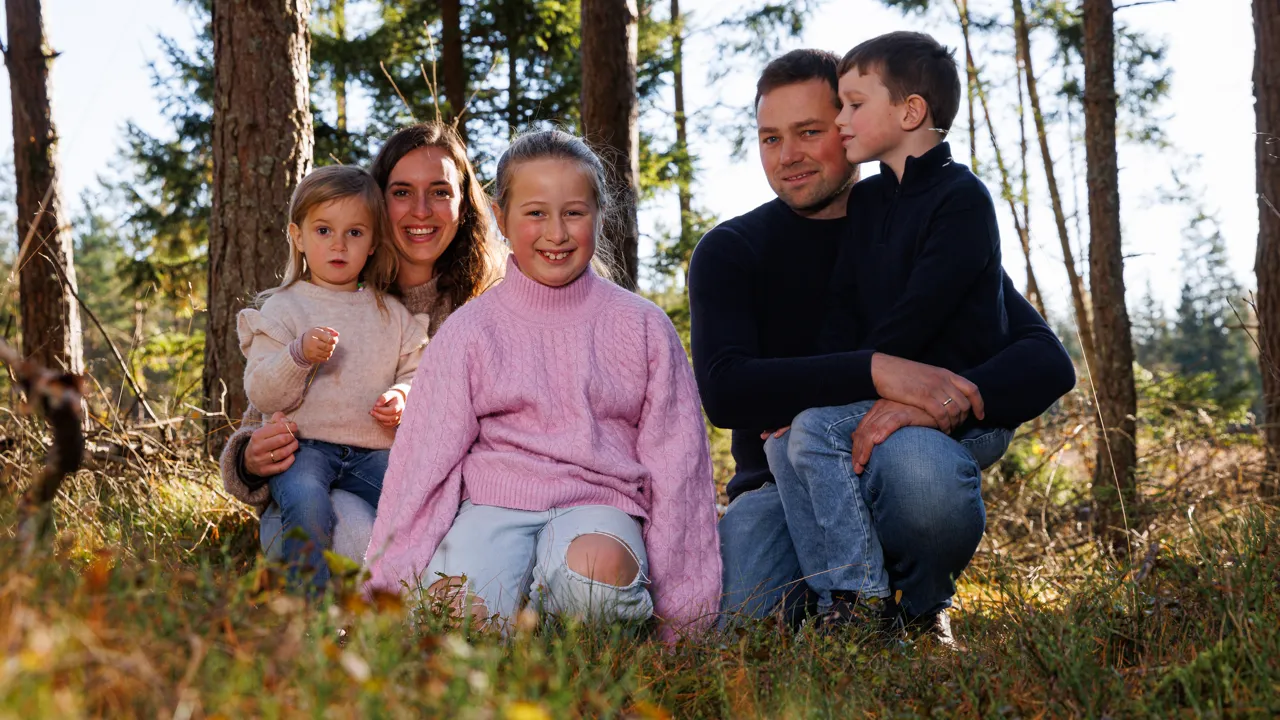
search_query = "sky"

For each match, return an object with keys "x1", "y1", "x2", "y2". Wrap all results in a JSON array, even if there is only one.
[{"x1": 0, "y1": 0, "x2": 1260, "y2": 325}]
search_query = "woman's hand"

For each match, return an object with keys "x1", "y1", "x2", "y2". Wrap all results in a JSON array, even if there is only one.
[
  {"x1": 244, "y1": 412, "x2": 300, "y2": 476},
  {"x1": 301, "y1": 326, "x2": 340, "y2": 364},
  {"x1": 870, "y1": 353, "x2": 983, "y2": 433},
  {"x1": 371, "y1": 389, "x2": 407, "y2": 428},
  {"x1": 850, "y1": 399, "x2": 937, "y2": 474}
]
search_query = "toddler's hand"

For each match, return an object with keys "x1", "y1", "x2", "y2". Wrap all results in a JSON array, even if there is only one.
[
  {"x1": 301, "y1": 326, "x2": 339, "y2": 364},
  {"x1": 371, "y1": 389, "x2": 407, "y2": 428}
]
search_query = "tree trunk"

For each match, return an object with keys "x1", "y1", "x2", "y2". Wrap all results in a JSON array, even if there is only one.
[
  {"x1": 672, "y1": 0, "x2": 693, "y2": 281},
  {"x1": 506, "y1": 1, "x2": 521, "y2": 137},
  {"x1": 207, "y1": 0, "x2": 314, "y2": 447},
  {"x1": 1084, "y1": 0, "x2": 1138, "y2": 550},
  {"x1": 441, "y1": 0, "x2": 468, "y2": 140},
  {"x1": 333, "y1": 0, "x2": 347, "y2": 133},
  {"x1": 956, "y1": 0, "x2": 978, "y2": 169},
  {"x1": 1014, "y1": 0, "x2": 1097, "y2": 370},
  {"x1": 1014, "y1": 45, "x2": 1044, "y2": 317},
  {"x1": 957, "y1": 0, "x2": 1045, "y2": 320},
  {"x1": 1256, "y1": 0, "x2": 1280, "y2": 491},
  {"x1": 4, "y1": 0, "x2": 84, "y2": 375},
  {"x1": 581, "y1": 0, "x2": 640, "y2": 290}
]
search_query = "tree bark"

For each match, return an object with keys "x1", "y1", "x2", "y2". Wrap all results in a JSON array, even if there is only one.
[
  {"x1": 506, "y1": 1, "x2": 521, "y2": 137},
  {"x1": 4, "y1": 0, "x2": 84, "y2": 374},
  {"x1": 1084, "y1": 0, "x2": 1138, "y2": 550},
  {"x1": 672, "y1": 0, "x2": 693, "y2": 280},
  {"x1": 207, "y1": 0, "x2": 313, "y2": 447},
  {"x1": 1014, "y1": 0, "x2": 1098, "y2": 370},
  {"x1": 1256, "y1": 0, "x2": 1280, "y2": 490},
  {"x1": 581, "y1": 0, "x2": 640, "y2": 290},
  {"x1": 956, "y1": 0, "x2": 978, "y2": 169},
  {"x1": 441, "y1": 0, "x2": 468, "y2": 140},
  {"x1": 333, "y1": 0, "x2": 347, "y2": 133},
  {"x1": 1015, "y1": 46, "x2": 1044, "y2": 317}
]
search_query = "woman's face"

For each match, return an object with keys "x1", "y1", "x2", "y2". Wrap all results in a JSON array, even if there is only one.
[{"x1": 385, "y1": 146, "x2": 465, "y2": 277}]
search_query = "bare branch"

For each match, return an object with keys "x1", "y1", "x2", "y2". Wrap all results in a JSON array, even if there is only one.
[{"x1": 1116, "y1": 0, "x2": 1175, "y2": 9}]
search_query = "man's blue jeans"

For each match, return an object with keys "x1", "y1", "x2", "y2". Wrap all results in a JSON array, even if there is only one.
[
  {"x1": 721, "y1": 401, "x2": 1011, "y2": 621},
  {"x1": 268, "y1": 439, "x2": 388, "y2": 593}
]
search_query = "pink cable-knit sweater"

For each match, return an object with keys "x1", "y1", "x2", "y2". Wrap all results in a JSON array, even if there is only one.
[{"x1": 365, "y1": 256, "x2": 722, "y2": 630}]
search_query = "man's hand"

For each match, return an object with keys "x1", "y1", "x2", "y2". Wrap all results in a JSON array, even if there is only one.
[
  {"x1": 850, "y1": 399, "x2": 937, "y2": 474},
  {"x1": 301, "y1": 326, "x2": 340, "y2": 365},
  {"x1": 870, "y1": 353, "x2": 983, "y2": 433},
  {"x1": 371, "y1": 389, "x2": 407, "y2": 428}
]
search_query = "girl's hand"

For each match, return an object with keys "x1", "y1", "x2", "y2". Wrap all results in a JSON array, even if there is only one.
[
  {"x1": 371, "y1": 389, "x2": 407, "y2": 428},
  {"x1": 244, "y1": 412, "x2": 299, "y2": 476},
  {"x1": 302, "y1": 326, "x2": 339, "y2": 364}
]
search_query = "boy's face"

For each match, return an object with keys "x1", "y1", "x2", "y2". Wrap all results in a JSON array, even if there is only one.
[
  {"x1": 756, "y1": 79, "x2": 856, "y2": 217},
  {"x1": 835, "y1": 67, "x2": 906, "y2": 165}
]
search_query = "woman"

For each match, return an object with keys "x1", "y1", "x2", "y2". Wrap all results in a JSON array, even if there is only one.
[{"x1": 218, "y1": 122, "x2": 504, "y2": 562}]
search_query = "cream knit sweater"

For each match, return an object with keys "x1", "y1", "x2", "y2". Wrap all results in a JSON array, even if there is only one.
[{"x1": 237, "y1": 281, "x2": 429, "y2": 451}]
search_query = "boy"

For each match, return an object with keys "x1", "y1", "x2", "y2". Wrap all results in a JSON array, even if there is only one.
[{"x1": 766, "y1": 31, "x2": 1014, "y2": 635}]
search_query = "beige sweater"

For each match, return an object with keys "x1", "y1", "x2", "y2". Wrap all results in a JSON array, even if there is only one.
[
  {"x1": 220, "y1": 276, "x2": 455, "y2": 510},
  {"x1": 237, "y1": 281, "x2": 428, "y2": 452}
]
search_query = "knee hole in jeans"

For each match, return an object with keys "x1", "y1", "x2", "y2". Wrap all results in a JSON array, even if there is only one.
[
  {"x1": 565, "y1": 533, "x2": 640, "y2": 587},
  {"x1": 426, "y1": 576, "x2": 489, "y2": 621}
]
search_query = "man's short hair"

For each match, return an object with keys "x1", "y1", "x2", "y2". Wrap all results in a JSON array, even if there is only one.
[
  {"x1": 755, "y1": 49, "x2": 841, "y2": 112},
  {"x1": 838, "y1": 31, "x2": 961, "y2": 133}
]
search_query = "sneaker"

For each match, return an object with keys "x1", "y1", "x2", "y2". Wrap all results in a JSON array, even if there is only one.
[
  {"x1": 902, "y1": 608, "x2": 965, "y2": 652},
  {"x1": 804, "y1": 591, "x2": 890, "y2": 635}
]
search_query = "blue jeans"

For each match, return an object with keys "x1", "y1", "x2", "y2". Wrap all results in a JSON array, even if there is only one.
[
  {"x1": 259, "y1": 490, "x2": 375, "y2": 565},
  {"x1": 424, "y1": 501, "x2": 653, "y2": 625},
  {"x1": 268, "y1": 440, "x2": 388, "y2": 592},
  {"x1": 723, "y1": 402, "x2": 1012, "y2": 620}
]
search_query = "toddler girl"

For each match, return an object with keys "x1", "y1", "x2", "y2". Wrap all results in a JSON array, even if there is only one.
[
  {"x1": 365, "y1": 130, "x2": 721, "y2": 634},
  {"x1": 239, "y1": 164, "x2": 428, "y2": 592}
]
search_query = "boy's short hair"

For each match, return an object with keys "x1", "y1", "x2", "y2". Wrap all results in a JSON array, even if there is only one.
[
  {"x1": 838, "y1": 31, "x2": 961, "y2": 133},
  {"x1": 755, "y1": 49, "x2": 842, "y2": 112}
]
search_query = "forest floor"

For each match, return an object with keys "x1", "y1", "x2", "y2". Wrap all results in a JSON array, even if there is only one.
[{"x1": 0, "y1": 388, "x2": 1277, "y2": 719}]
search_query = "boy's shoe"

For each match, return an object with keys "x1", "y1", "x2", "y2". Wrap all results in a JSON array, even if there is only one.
[
  {"x1": 900, "y1": 608, "x2": 965, "y2": 652},
  {"x1": 803, "y1": 591, "x2": 891, "y2": 635}
]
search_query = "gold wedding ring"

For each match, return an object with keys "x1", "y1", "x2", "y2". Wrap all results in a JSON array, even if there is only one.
[{"x1": 270, "y1": 451, "x2": 277, "y2": 462}]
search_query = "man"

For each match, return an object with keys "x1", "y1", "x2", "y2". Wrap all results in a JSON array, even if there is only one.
[{"x1": 688, "y1": 49, "x2": 1075, "y2": 643}]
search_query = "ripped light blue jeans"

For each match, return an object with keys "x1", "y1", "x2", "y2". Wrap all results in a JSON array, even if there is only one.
[
  {"x1": 423, "y1": 501, "x2": 654, "y2": 624},
  {"x1": 766, "y1": 400, "x2": 1012, "y2": 615}
]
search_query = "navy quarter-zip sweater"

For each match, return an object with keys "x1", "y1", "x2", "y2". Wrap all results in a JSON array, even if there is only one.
[
  {"x1": 689, "y1": 197, "x2": 1075, "y2": 500},
  {"x1": 822, "y1": 142, "x2": 1010, "y2": 374}
]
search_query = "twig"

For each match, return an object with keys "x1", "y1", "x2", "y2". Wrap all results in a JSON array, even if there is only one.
[
  {"x1": 378, "y1": 61, "x2": 413, "y2": 116},
  {"x1": 1132, "y1": 539, "x2": 1160, "y2": 584}
]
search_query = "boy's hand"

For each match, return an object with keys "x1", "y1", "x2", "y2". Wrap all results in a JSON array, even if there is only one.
[
  {"x1": 302, "y1": 327, "x2": 339, "y2": 364},
  {"x1": 850, "y1": 399, "x2": 936, "y2": 474},
  {"x1": 870, "y1": 353, "x2": 982, "y2": 433},
  {"x1": 759, "y1": 426, "x2": 791, "y2": 440},
  {"x1": 371, "y1": 389, "x2": 406, "y2": 428}
]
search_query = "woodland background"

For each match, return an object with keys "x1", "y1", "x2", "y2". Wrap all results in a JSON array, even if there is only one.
[{"x1": 0, "y1": 0, "x2": 1278, "y2": 717}]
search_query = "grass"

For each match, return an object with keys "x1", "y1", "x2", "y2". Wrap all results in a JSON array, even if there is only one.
[{"x1": 1, "y1": 397, "x2": 1278, "y2": 718}]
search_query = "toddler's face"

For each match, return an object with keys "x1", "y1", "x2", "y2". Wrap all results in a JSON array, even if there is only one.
[
  {"x1": 290, "y1": 196, "x2": 376, "y2": 292},
  {"x1": 835, "y1": 67, "x2": 903, "y2": 165},
  {"x1": 497, "y1": 158, "x2": 598, "y2": 288}
]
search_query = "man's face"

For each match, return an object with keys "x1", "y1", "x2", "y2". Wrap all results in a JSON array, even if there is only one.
[
  {"x1": 835, "y1": 67, "x2": 904, "y2": 165},
  {"x1": 756, "y1": 79, "x2": 856, "y2": 217}
]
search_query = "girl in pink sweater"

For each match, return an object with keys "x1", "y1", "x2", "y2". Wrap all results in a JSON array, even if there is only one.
[
  {"x1": 365, "y1": 131, "x2": 722, "y2": 634},
  {"x1": 239, "y1": 165, "x2": 428, "y2": 593}
]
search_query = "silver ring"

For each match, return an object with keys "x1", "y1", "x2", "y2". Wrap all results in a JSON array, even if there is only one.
[{"x1": 942, "y1": 397, "x2": 954, "y2": 407}]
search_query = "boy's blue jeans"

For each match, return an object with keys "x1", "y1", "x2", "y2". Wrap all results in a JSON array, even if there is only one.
[
  {"x1": 722, "y1": 400, "x2": 1011, "y2": 621},
  {"x1": 268, "y1": 439, "x2": 388, "y2": 592}
]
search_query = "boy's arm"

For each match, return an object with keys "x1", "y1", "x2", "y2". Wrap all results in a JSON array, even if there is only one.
[
  {"x1": 688, "y1": 227, "x2": 876, "y2": 431},
  {"x1": 960, "y1": 273, "x2": 1076, "y2": 427},
  {"x1": 859, "y1": 189, "x2": 1001, "y2": 359}
]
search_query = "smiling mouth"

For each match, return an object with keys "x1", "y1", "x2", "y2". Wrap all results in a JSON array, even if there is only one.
[
  {"x1": 783, "y1": 171, "x2": 818, "y2": 183},
  {"x1": 537, "y1": 249, "x2": 573, "y2": 262},
  {"x1": 403, "y1": 227, "x2": 439, "y2": 242}
]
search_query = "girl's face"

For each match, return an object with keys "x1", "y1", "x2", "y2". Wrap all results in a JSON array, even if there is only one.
[
  {"x1": 496, "y1": 158, "x2": 598, "y2": 288},
  {"x1": 289, "y1": 195, "x2": 375, "y2": 292},
  {"x1": 385, "y1": 146, "x2": 464, "y2": 275}
]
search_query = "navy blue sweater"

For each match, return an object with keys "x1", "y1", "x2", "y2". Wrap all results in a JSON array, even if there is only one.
[
  {"x1": 823, "y1": 142, "x2": 1009, "y2": 374},
  {"x1": 689, "y1": 198, "x2": 1076, "y2": 500}
]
